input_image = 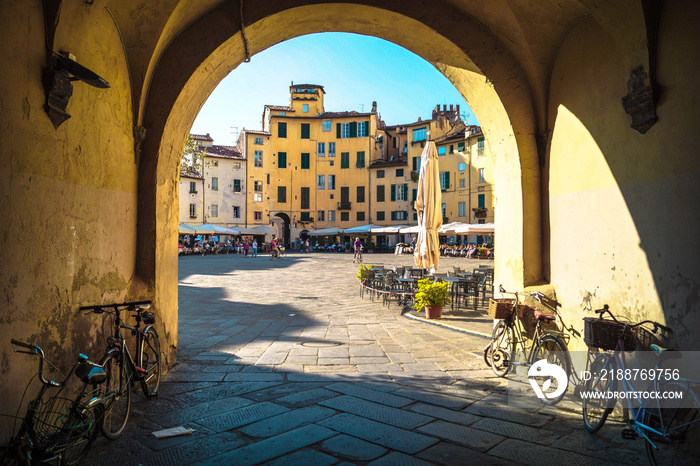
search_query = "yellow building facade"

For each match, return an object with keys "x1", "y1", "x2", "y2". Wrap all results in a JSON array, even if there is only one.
[{"x1": 240, "y1": 84, "x2": 383, "y2": 245}]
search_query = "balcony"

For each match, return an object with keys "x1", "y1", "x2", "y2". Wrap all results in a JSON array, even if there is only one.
[{"x1": 337, "y1": 201, "x2": 352, "y2": 210}]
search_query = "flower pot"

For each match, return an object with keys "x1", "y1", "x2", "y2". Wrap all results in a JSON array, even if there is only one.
[{"x1": 425, "y1": 305, "x2": 443, "y2": 319}]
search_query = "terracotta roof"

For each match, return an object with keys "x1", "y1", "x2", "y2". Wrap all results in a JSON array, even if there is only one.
[
  {"x1": 189, "y1": 133, "x2": 214, "y2": 141},
  {"x1": 318, "y1": 111, "x2": 373, "y2": 118},
  {"x1": 265, "y1": 105, "x2": 294, "y2": 112},
  {"x1": 180, "y1": 170, "x2": 203, "y2": 179},
  {"x1": 290, "y1": 84, "x2": 325, "y2": 93},
  {"x1": 204, "y1": 145, "x2": 245, "y2": 160},
  {"x1": 368, "y1": 157, "x2": 408, "y2": 169},
  {"x1": 242, "y1": 129, "x2": 271, "y2": 136}
]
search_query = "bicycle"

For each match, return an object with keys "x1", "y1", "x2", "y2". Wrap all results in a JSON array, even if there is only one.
[
  {"x1": 485, "y1": 285, "x2": 572, "y2": 405},
  {"x1": 353, "y1": 246, "x2": 363, "y2": 264},
  {"x1": 80, "y1": 300, "x2": 160, "y2": 440},
  {"x1": 270, "y1": 246, "x2": 286, "y2": 260},
  {"x1": 2, "y1": 339, "x2": 106, "y2": 465},
  {"x1": 581, "y1": 306, "x2": 698, "y2": 465}
]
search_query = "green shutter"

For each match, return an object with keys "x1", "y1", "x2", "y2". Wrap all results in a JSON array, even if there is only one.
[
  {"x1": 390, "y1": 184, "x2": 396, "y2": 201},
  {"x1": 412, "y1": 188, "x2": 417, "y2": 202},
  {"x1": 356, "y1": 151, "x2": 365, "y2": 168},
  {"x1": 301, "y1": 153, "x2": 310, "y2": 169},
  {"x1": 278, "y1": 152, "x2": 286, "y2": 168},
  {"x1": 391, "y1": 211, "x2": 396, "y2": 221},
  {"x1": 349, "y1": 121, "x2": 357, "y2": 138},
  {"x1": 336, "y1": 123, "x2": 341, "y2": 138},
  {"x1": 403, "y1": 184, "x2": 408, "y2": 200},
  {"x1": 445, "y1": 172, "x2": 450, "y2": 191}
]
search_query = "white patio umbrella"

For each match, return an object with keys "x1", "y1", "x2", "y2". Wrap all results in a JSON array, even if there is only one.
[
  {"x1": 178, "y1": 223, "x2": 197, "y2": 234},
  {"x1": 414, "y1": 140, "x2": 442, "y2": 271},
  {"x1": 309, "y1": 227, "x2": 344, "y2": 235}
]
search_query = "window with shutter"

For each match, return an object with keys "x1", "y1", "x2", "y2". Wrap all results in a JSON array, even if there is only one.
[
  {"x1": 341, "y1": 152, "x2": 349, "y2": 169},
  {"x1": 278, "y1": 122, "x2": 287, "y2": 138},
  {"x1": 301, "y1": 123, "x2": 310, "y2": 139},
  {"x1": 301, "y1": 153, "x2": 310, "y2": 169},
  {"x1": 301, "y1": 187, "x2": 310, "y2": 209},
  {"x1": 278, "y1": 152, "x2": 286, "y2": 168}
]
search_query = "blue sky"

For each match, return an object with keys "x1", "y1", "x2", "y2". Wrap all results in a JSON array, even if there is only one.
[{"x1": 191, "y1": 33, "x2": 476, "y2": 146}]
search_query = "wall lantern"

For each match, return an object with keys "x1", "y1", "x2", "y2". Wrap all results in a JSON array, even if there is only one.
[{"x1": 43, "y1": 51, "x2": 110, "y2": 129}]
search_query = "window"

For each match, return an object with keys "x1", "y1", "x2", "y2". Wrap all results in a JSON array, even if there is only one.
[
  {"x1": 317, "y1": 142, "x2": 325, "y2": 157},
  {"x1": 458, "y1": 162, "x2": 466, "y2": 171},
  {"x1": 391, "y1": 183, "x2": 408, "y2": 201},
  {"x1": 318, "y1": 175, "x2": 325, "y2": 190},
  {"x1": 254, "y1": 211, "x2": 262, "y2": 221},
  {"x1": 412, "y1": 188, "x2": 417, "y2": 203},
  {"x1": 254, "y1": 181, "x2": 263, "y2": 192},
  {"x1": 412, "y1": 157, "x2": 420, "y2": 172},
  {"x1": 328, "y1": 142, "x2": 336, "y2": 157},
  {"x1": 303, "y1": 104, "x2": 309, "y2": 113},
  {"x1": 300, "y1": 212, "x2": 311, "y2": 222},
  {"x1": 301, "y1": 123, "x2": 310, "y2": 139},
  {"x1": 356, "y1": 151, "x2": 365, "y2": 168},
  {"x1": 459, "y1": 178, "x2": 466, "y2": 188},
  {"x1": 212, "y1": 161, "x2": 218, "y2": 167},
  {"x1": 276, "y1": 152, "x2": 286, "y2": 168},
  {"x1": 317, "y1": 210, "x2": 325, "y2": 221},
  {"x1": 340, "y1": 187, "x2": 349, "y2": 203},
  {"x1": 440, "y1": 172, "x2": 450, "y2": 191},
  {"x1": 391, "y1": 211, "x2": 408, "y2": 221},
  {"x1": 233, "y1": 162, "x2": 241, "y2": 169},
  {"x1": 328, "y1": 175, "x2": 335, "y2": 190},
  {"x1": 278, "y1": 186, "x2": 286, "y2": 203},
  {"x1": 341, "y1": 152, "x2": 350, "y2": 169},
  {"x1": 377, "y1": 170, "x2": 385, "y2": 179},
  {"x1": 211, "y1": 177, "x2": 218, "y2": 191},
  {"x1": 413, "y1": 126, "x2": 427, "y2": 142},
  {"x1": 442, "y1": 203, "x2": 446, "y2": 218},
  {"x1": 254, "y1": 193, "x2": 262, "y2": 202},
  {"x1": 301, "y1": 153, "x2": 310, "y2": 169},
  {"x1": 357, "y1": 212, "x2": 365, "y2": 221},
  {"x1": 478, "y1": 168, "x2": 485, "y2": 184},
  {"x1": 233, "y1": 179, "x2": 241, "y2": 192},
  {"x1": 278, "y1": 122, "x2": 287, "y2": 138},
  {"x1": 357, "y1": 186, "x2": 365, "y2": 203},
  {"x1": 189, "y1": 204, "x2": 196, "y2": 218},
  {"x1": 323, "y1": 120, "x2": 331, "y2": 131},
  {"x1": 438, "y1": 146, "x2": 446, "y2": 156},
  {"x1": 458, "y1": 141, "x2": 465, "y2": 151},
  {"x1": 340, "y1": 212, "x2": 350, "y2": 221},
  {"x1": 478, "y1": 193, "x2": 485, "y2": 208},
  {"x1": 358, "y1": 121, "x2": 368, "y2": 137},
  {"x1": 300, "y1": 187, "x2": 310, "y2": 209},
  {"x1": 396, "y1": 168, "x2": 404, "y2": 177},
  {"x1": 338, "y1": 122, "x2": 351, "y2": 138},
  {"x1": 376, "y1": 211, "x2": 385, "y2": 221},
  {"x1": 478, "y1": 137, "x2": 485, "y2": 156},
  {"x1": 210, "y1": 204, "x2": 218, "y2": 218},
  {"x1": 189, "y1": 181, "x2": 197, "y2": 193},
  {"x1": 328, "y1": 210, "x2": 336, "y2": 222},
  {"x1": 254, "y1": 151, "x2": 263, "y2": 167},
  {"x1": 376, "y1": 185, "x2": 385, "y2": 202},
  {"x1": 459, "y1": 202, "x2": 466, "y2": 217},
  {"x1": 254, "y1": 137, "x2": 263, "y2": 144},
  {"x1": 233, "y1": 205, "x2": 240, "y2": 218}
]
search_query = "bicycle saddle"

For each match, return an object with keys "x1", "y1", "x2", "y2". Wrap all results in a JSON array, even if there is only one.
[{"x1": 534, "y1": 310, "x2": 556, "y2": 322}]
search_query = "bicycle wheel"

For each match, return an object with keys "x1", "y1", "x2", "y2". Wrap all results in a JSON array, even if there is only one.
[
  {"x1": 582, "y1": 353, "x2": 616, "y2": 432},
  {"x1": 532, "y1": 336, "x2": 571, "y2": 405},
  {"x1": 99, "y1": 352, "x2": 131, "y2": 439},
  {"x1": 644, "y1": 381, "x2": 700, "y2": 466},
  {"x1": 60, "y1": 403, "x2": 103, "y2": 466},
  {"x1": 139, "y1": 328, "x2": 161, "y2": 398},
  {"x1": 489, "y1": 321, "x2": 513, "y2": 377}
]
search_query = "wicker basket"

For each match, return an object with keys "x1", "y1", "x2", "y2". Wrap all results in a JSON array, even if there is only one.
[
  {"x1": 31, "y1": 396, "x2": 96, "y2": 451},
  {"x1": 488, "y1": 298, "x2": 514, "y2": 319},
  {"x1": 633, "y1": 326, "x2": 657, "y2": 351},
  {"x1": 583, "y1": 318, "x2": 636, "y2": 351}
]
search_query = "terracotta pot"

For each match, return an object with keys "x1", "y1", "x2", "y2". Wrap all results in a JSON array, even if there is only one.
[{"x1": 425, "y1": 305, "x2": 443, "y2": 319}]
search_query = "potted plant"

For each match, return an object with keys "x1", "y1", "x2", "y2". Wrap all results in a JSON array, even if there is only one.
[
  {"x1": 473, "y1": 207, "x2": 487, "y2": 218},
  {"x1": 413, "y1": 278, "x2": 451, "y2": 319}
]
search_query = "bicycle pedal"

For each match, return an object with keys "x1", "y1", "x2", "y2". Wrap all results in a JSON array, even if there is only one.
[{"x1": 621, "y1": 429, "x2": 637, "y2": 440}]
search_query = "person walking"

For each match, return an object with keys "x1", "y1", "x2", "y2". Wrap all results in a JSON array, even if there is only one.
[
  {"x1": 243, "y1": 240, "x2": 250, "y2": 258},
  {"x1": 304, "y1": 239, "x2": 310, "y2": 253},
  {"x1": 252, "y1": 239, "x2": 258, "y2": 257},
  {"x1": 352, "y1": 237, "x2": 363, "y2": 263}
]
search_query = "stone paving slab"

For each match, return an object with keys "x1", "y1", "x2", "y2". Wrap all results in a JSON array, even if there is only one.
[
  {"x1": 191, "y1": 424, "x2": 338, "y2": 466},
  {"x1": 416, "y1": 442, "x2": 515, "y2": 466},
  {"x1": 320, "y1": 395, "x2": 433, "y2": 429},
  {"x1": 324, "y1": 381, "x2": 415, "y2": 407},
  {"x1": 239, "y1": 405, "x2": 336, "y2": 438},
  {"x1": 319, "y1": 434, "x2": 388, "y2": 461},
  {"x1": 147, "y1": 395, "x2": 253, "y2": 428},
  {"x1": 195, "y1": 401, "x2": 289, "y2": 432},
  {"x1": 417, "y1": 419, "x2": 506, "y2": 452},
  {"x1": 318, "y1": 413, "x2": 440, "y2": 454},
  {"x1": 263, "y1": 448, "x2": 339, "y2": 466}
]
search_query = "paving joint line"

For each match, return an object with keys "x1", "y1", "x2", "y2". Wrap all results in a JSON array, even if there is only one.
[{"x1": 402, "y1": 312, "x2": 492, "y2": 340}]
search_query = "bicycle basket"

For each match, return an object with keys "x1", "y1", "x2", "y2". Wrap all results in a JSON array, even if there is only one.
[
  {"x1": 583, "y1": 318, "x2": 636, "y2": 351},
  {"x1": 488, "y1": 298, "x2": 514, "y2": 319},
  {"x1": 633, "y1": 325, "x2": 656, "y2": 351},
  {"x1": 30, "y1": 396, "x2": 96, "y2": 452},
  {"x1": 141, "y1": 311, "x2": 156, "y2": 325}
]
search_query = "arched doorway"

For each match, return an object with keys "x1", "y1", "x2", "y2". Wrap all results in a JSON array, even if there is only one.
[{"x1": 273, "y1": 212, "x2": 291, "y2": 249}]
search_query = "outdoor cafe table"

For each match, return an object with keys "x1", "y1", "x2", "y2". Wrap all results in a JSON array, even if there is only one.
[{"x1": 442, "y1": 276, "x2": 480, "y2": 311}]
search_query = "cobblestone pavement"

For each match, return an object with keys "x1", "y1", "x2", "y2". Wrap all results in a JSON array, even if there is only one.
[{"x1": 85, "y1": 252, "x2": 648, "y2": 465}]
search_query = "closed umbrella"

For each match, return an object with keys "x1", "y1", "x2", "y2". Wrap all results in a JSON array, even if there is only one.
[{"x1": 414, "y1": 141, "x2": 442, "y2": 271}]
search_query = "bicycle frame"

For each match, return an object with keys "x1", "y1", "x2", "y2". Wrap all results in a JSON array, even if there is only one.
[{"x1": 600, "y1": 340, "x2": 700, "y2": 448}]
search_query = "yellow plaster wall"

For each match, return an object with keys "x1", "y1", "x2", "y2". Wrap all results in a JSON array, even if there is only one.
[{"x1": 548, "y1": 12, "x2": 700, "y2": 351}]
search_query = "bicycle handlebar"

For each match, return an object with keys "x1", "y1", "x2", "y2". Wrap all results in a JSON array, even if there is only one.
[
  {"x1": 10, "y1": 339, "x2": 62, "y2": 387},
  {"x1": 11, "y1": 338, "x2": 34, "y2": 350},
  {"x1": 80, "y1": 300, "x2": 152, "y2": 314},
  {"x1": 593, "y1": 305, "x2": 673, "y2": 334}
]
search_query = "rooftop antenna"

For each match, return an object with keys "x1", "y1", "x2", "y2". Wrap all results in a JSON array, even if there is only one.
[
  {"x1": 230, "y1": 126, "x2": 239, "y2": 140},
  {"x1": 358, "y1": 104, "x2": 364, "y2": 112}
]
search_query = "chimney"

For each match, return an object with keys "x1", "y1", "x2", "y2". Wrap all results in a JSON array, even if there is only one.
[
  {"x1": 450, "y1": 105, "x2": 453, "y2": 111},
  {"x1": 371, "y1": 101, "x2": 377, "y2": 113}
]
